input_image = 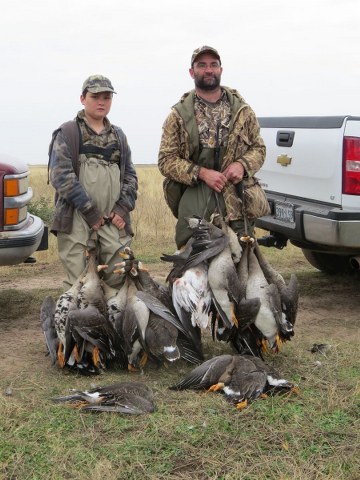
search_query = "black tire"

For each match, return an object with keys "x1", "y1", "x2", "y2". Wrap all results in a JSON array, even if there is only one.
[{"x1": 301, "y1": 249, "x2": 352, "y2": 274}]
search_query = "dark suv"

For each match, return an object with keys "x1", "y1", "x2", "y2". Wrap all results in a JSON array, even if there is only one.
[{"x1": 0, "y1": 155, "x2": 48, "y2": 266}]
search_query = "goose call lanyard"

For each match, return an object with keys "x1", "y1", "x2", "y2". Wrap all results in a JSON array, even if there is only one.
[
  {"x1": 213, "y1": 123, "x2": 226, "y2": 219},
  {"x1": 214, "y1": 123, "x2": 221, "y2": 172}
]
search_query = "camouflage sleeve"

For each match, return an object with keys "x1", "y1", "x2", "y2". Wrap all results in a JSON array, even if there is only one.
[
  {"x1": 234, "y1": 107, "x2": 266, "y2": 177},
  {"x1": 49, "y1": 130, "x2": 102, "y2": 226},
  {"x1": 158, "y1": 111, "x2": 200, "y2": 186},
  {"x1": 112, "y1": 132, "x2": 138, "y2": 218}
]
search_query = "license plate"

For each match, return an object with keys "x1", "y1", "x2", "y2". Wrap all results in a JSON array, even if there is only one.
[{"x1": 275, "y1": 202, "x2": 295, "y2": 223}]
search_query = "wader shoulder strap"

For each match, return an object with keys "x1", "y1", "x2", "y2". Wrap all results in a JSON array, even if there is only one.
[{"x1": 47, "y1": 120, "x2": 81, "y2": 183}]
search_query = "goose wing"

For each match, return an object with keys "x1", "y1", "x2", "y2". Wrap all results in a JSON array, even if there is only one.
[
  {"x1": 136, "y1": 289, "x2": 202, "y2": 363},
  {"x1": 208, "y1": 250, "x2": 241, "y2": 329},
  {"x1": 135, "y1": 290, "x2": 186, "y2": 335},
  {"x1": 40, "y1": 296, "x2": 59, "y2": 365},
  {"x1": 169, "y1": 354, "x2": 233, "y2": 390},
  {"x1": 51, "y1": 381, "x2": 155, "y2": 414}
]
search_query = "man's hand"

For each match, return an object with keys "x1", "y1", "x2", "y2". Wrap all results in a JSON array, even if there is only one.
[
  {"x1": 110, "y1": 212, "x2": 126, "y2": 230},
  {"x1": 199, "y1": 167, "x2": 227, "y2": 193},
  {"x1": 223, "y1": 162, "x2": 245, "y2": 184},
  {"x1": 91, "y1": 217, "x2": 105, "y2": 231}
]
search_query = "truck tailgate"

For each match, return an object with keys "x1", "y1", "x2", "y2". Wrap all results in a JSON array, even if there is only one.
[{"x1": 258, "y1": 116, "x2": 347, "y2": 206}]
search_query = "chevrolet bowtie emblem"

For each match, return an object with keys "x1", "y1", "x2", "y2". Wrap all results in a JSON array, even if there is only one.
[{"x1": 277, "y1": 154, "x2": 292, "y2": 166}]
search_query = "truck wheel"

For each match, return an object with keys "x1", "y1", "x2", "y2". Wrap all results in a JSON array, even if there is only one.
[{"x1": 301, "y1": 249, "x2": 352, "y2": 274}]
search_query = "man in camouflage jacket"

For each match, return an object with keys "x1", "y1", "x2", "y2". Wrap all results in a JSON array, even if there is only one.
[
  {"x1": 49, "y1": 75, "x2": 138, "y2": 289},
  {"x1": 158, "y1": 46, "x2": 266, "y2": 248}
]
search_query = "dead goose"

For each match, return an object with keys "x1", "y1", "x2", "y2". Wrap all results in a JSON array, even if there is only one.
[
  {"x1": 161, "y1": 217, "x2": 231, "y2": 357},
  {"x1": 135, "y1": 282, "x2": 204, "y2": 366},
  {"x1": 53, "y1": 243, "x2": 115, "y2": 370},
  {"x1": 133, "y1": 289, "x2": 181, "y2": 367},
  {"x1": 64, "y1": 304, "x2": 126, "y2": 374},
  {"x1": 54, "y1": 270, "x2": 86, "y2": 368},
  {"x1": 144, "y1": 310, "x2": 180, "y2": 365},
  {"x1": 117, "y1": 278, "x2": 149, "y2": 370},
  {"x1": 207, "y1": 223, "x2": 242, "y2": 330},
  {"x1": 135, "y1": 289, "x2": 203, "y2": 366},
  {"x1": 212, "y1": 237, "x2": 261, "y2": 355},
  {"x1": 77, "y1": 245, "x2": 108, "y2": 316},
  {"x1": 51, "y1": 381, "x2": 155, "y2": 414},
  {"x1": 170, "y1": 354, "x2": 296, "y2": 409},
  {"x1": 116, "y1": 286, "x2": 180, "y2": 370},
  {"x1": 126, "y1": 260, "x2": 193, "y2": 367},
  {"x1": 171, "y1": 263, "x2": 212, "y2": 330},
  {"x1": 253, "y1": 241, "x2": 299, "y2": 340},
  {"x1": 106, "y1": 276, "x2": 130, "y2": 327},
  {"x1": 163, "y1": 244, "x2": 213, "y2": 362},
  {"x1": 246, "y1": 245, "x2": 283, "y2": 353},
  {"x1": 223, "y1": 240, "x2": 261, "y2": 356},
  {"x1": 113, "y1": 249, "x2": 203, "y2": 366},
  {"x1": 117, "y1": 281, "x2": 182, "y2": 370},
  {"x1": 54, "y1": 244, "x2": 121, "y2": 370}
]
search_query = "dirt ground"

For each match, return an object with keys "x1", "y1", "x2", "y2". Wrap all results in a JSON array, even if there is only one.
[{"x1": 0, "y1": 260, "x2": 359, "y2": 382}]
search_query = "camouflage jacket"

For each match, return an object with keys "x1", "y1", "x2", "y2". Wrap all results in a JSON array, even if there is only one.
[
  {"x1": 158, "y1": 87, "x2": 266, "y2": 220},
  {"x1": 49, "y1": 111, "x2": 138, "y2": 235}
]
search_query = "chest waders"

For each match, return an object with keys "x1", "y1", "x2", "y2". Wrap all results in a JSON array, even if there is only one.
[
  {"x1": 51, "y1": 121, "x2": 131, "y2": 290},
  {"x1": 175, "y1": 145, "x2": 227, "y2": 248}
]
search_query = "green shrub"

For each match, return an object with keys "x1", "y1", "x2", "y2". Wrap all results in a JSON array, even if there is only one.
[{"x1": 29, "y1": 196, "x2": 54, "y2": 225}]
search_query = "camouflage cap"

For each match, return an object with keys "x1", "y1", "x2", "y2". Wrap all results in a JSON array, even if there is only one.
[
  {"x1": 82, "y1": 75, "x2": 117, "y2": 94},
  {"x1": 191, "y1": 46, "x2": 221, "y2": 67}
]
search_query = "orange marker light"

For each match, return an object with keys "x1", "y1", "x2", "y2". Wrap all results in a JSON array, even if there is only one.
[
  {"x1": 5, "y1": 208, "x2": 19, "y2": 225},
  {"x1": 4, "y1": 179, "x2": 20, "y2": 197}
]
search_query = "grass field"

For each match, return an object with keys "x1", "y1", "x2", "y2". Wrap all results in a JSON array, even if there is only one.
[{"x1": 0, "y1": 165, "x2": 359, "y2": 480}]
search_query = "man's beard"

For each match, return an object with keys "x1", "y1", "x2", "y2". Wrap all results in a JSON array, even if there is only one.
[{"x1": 194, "y1": 74, "x2": 221, "y2": 91}]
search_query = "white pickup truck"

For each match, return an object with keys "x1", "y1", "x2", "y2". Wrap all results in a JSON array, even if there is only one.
[{"x1": 255, "y1": 116, "x2": 360, "y2": 273}]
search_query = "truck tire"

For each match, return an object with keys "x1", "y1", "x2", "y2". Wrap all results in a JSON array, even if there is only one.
[{"x1": 301, "y1": 249, "x2": 352, "y2": 274}]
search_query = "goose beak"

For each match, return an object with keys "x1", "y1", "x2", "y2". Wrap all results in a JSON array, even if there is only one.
[{"x1": 97, "y1": 264, "x2": 109, "y2": 273}]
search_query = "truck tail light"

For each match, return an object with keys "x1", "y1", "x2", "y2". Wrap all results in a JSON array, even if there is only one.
[{"x1": 343, "y1": 136, "x2": 360, "y2": 195}]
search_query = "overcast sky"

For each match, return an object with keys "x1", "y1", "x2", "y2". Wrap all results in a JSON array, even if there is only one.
[{"x1": 1, "y1": 0, "x2": 359, "y2": 166}]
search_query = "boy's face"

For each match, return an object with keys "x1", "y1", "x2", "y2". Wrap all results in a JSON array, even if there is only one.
[{"x1": 80, "y1": 91, "x2": 113, "y2": 121}]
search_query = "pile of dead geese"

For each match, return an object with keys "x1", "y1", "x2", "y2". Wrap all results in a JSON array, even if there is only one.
[{"x1": 41, "y1": 215, "x2": 299, "y2": 411}]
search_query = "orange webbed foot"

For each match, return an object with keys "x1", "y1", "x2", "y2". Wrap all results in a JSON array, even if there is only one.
[
  {"x1": 57, "y1": 341, "x2": 66, "y2": 368},
  {"x1": 235, "y1": 399, "x2": 248, "y2": 410},
  {"x1": 207, "y1": 382, "x2": 225, "y2": 393}
]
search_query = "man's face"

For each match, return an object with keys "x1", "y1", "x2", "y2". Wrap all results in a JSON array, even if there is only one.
[
  {"x1": 80, "y1": 91, "x2": 113, "y2": 121},
  {"x1": 189, "y1": 53, "x2": 222, "y2": 91}
]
